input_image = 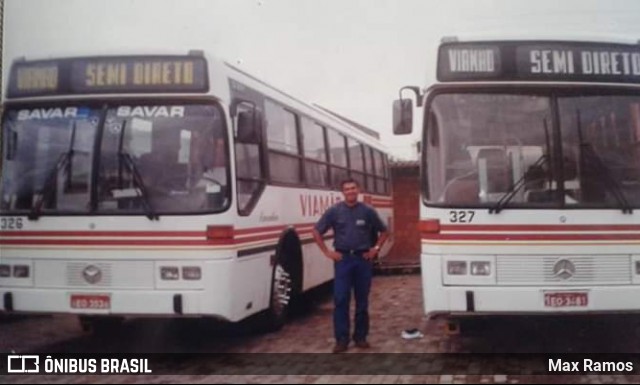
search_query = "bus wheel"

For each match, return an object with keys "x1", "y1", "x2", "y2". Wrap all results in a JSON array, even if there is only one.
[
  {"x1": 261, "y1": 261, "x2": 293, "y2": 332},
  {"x1": 78, "y1": 315, "x2": 124, "y2": 334}
]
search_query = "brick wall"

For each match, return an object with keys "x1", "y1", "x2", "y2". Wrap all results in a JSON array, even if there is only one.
[{"x1": 387, "y1": 164, "x2": 420, "y2": 264}]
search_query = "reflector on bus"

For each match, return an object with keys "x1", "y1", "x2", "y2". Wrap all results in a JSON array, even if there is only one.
[
  {"x1": 206, "y1": 225, "x2": 234, "y2": 241},
  {"x1": 419, "y1": 218, "x2": 441, "y2": 234}
]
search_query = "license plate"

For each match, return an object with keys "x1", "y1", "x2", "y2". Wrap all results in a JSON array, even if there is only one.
[
  {"x1": 70, "y1": 294, "x2": 111, "y2": 310},
  {"x1": 544, "y1": 292, "x2": 588, "y2": 308}
]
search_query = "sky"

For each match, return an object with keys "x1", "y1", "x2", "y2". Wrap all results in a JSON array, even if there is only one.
[{"x1": 4, "y1": 0, "x2": 640, "y2": 160}]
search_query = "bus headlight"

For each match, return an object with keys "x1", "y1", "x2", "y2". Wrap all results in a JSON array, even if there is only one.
[
  {"x1": 447, "y1": 261, "x2": 467, "y2": 275},
  {"x1": 13, "y1": 265, "x2": 30, "y2": 278},
  {"x1": 160, "y1": 266, "x2": 180, "y2": 280},
  {"x1": 470, "y1": 261, "x2": 491, "y2": 276},
  {"x1": 182, "y1": 266, "x2": 202, "y2": 280},
  {"x1": 0, "y1": 265, "x2": 10, "y2": 277}
]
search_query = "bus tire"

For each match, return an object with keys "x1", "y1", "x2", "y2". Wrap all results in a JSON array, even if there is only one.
[
  {"x1": 260, "y1": 260, "x2": 293, "y2": 332},
  {"x1": 259, "y1": 231, "x2": 302, "y2": 332}
]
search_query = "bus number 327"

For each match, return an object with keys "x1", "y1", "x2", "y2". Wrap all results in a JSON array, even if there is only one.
[{"x1": 449, "y1": 210, "x2": 475, "y2": 223}]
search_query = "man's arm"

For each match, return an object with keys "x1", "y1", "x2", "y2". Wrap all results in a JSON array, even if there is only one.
[
  {"x1": 364, "y1": 230, "x2": 389, "y2": 260},
  {"x1": 364, "y1": 208, "x2": 390, "y2": 260},
  {"x1": 312, "y1": 229, "x2": 342, "y2": 262},
  {"x1": 375, "y1": 231, "x2": 390, "y2": 251},
  {"x1": 313, "y1": 207, "x2": 342, "y2": 262}
]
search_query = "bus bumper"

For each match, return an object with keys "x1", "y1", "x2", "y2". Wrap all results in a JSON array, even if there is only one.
[
  {"x1": 0, "y1": 289, "x2": 230, "y2": 319},
  {"x1": 422, "y1": 254, "x2": 640, "y2": 317},
  {"x1": 0, "y1": 255, "x2": 272, "y2": 322},
  {"x1": 423, "y1": 285, "x2": 640, "y2": 317}
]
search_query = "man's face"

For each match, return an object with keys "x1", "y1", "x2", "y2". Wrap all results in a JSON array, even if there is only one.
[{"x1": 341, "y1": 182, "x2": 360, "y2": 204}]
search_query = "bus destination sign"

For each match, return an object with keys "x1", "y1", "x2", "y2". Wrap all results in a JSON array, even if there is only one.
[
  {"x1": 438, "y1": 41, "x2": 640, "y2": 84},
  {"x1": 8, "y1": 56, "x2": 209, "y2": 97}
]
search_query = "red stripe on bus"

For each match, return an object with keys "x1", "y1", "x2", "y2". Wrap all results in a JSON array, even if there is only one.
[
  {"x1": 234, "y1": 223, "x2": 315, "y2": 236},
  {"x1": 0, "y1": 232, "x2": 320, "y2": 247},
  {"x1": 0, "y1": 231, "x2": 205, "y2": 238},
  {"x1": 0, "y1": 239, "x2": 232, "y2": 246},
  {"x1": 421, "y1": 233, "x2": 640, "y2": 241},
  {"x1": 0, "y1": 223, "x2": 318, "y2": 240},
  {"x1": 234, "y1": 225, "x2": 286, "y2": 236},
  {"x1": 235, "y1": 233, "x2": 285, "y2": 244},
  {"x1": 437, "y1": 224, "x2": 640, "y2": 232},
  {"x1": 0, "y1": 235, "x2": 281, "y2": 246},
  {"x1": 236, "y1": 230, "x2": 317, "y2": 245}
]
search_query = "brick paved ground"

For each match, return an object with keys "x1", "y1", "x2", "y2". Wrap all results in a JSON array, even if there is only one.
[{"x1": 4, "y1": 275, "x2": 640, "y2": 383}]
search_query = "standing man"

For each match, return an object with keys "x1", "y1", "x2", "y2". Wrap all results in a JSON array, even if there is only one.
[{"x1": 312, "y1": 178, "x2": 389, "y2": 353}]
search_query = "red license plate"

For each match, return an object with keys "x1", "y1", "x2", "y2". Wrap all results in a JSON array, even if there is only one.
[
  {"x1": 544, "y1": 292, "x2": 588, "y2": 308},
  {"x1": 70, "y1": 294, "x2": 110, "y2": 310}
]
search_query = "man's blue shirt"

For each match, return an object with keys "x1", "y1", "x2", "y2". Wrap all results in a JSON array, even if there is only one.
[{"x1": 314, "y1": 201, "x2": 387, "y2": 251}]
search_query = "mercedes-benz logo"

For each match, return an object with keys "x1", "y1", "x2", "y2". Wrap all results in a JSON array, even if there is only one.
[
  {"x1": 82, "y1": 265, "x2": 102, "y2": 284},
  {"x1": 553, "y1": 259, "x2": 576, "y2": 280}
]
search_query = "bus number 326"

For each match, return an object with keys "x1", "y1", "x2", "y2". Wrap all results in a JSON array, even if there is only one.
[{"x1": 0, "y1": 217, "x2": 23, "y2": 230}]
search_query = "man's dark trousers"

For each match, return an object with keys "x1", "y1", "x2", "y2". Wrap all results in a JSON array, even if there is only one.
[{"x1": 333, "y1": 252, "x2": 373, "y2": 344}]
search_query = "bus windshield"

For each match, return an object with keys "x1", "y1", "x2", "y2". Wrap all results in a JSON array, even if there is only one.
[
  {"x1": 426, "y1": 92, "x2": 640, "y2": 209},
  {"x1": 1, "y1": 103, "x2": 229, "y2": 215}
]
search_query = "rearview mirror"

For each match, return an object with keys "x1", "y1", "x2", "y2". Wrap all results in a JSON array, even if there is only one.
[{"x1": 393, "y1": 99, "x2": 413, "y2": 135}]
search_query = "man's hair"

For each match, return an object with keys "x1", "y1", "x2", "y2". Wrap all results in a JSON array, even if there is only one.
[{"x1": 340, "y1": 178, "x2": 360, "y2": 189}]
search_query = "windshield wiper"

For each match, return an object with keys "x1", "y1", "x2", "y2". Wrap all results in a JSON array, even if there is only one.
[
  {"x1": 115, "y1": 120, "x2": 158, "y2": 220},
  {"x1": 579, "y1": 143, "x2": 632, "y2": 214},
  {"x1": 490, "y1": 154, "x2": 548, "y2": 214},
  {"x1": 28, "y1": 151, "x2": 73, "y2": 220},
  {"x1": 576, "y1": 109, "x2": 632, "y2": 214},
  {"x1": 118, "y1": 151, "x2": 159, "y2": 221},
  {"x1": 28, "y1": 122, "x2": 77, "y2": 220}
]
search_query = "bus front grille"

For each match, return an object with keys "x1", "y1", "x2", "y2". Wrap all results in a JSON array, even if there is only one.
[
  {"x1": 33, "y1": 260, "x2": 155, "y2": 289},
  {"x1": 496, "y1": 255, "x2": 631, "y2": 286}
]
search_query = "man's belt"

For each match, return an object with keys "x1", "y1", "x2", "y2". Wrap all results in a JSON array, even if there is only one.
[{"x1": 337, "y1": 249, "x2": 369, "y2": 255}]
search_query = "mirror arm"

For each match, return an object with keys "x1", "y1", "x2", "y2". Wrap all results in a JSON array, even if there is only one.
[{"x1": 399, "y1": 86, "x2": 423, "y2": 107}]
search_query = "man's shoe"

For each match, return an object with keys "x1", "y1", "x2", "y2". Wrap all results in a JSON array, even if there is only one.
[
  {"x1": 354, "y1": 340, "x2": 370, "y2": 349},
  {"x1": 332, "y1": 342, "x2": 349, "y2": 353}
]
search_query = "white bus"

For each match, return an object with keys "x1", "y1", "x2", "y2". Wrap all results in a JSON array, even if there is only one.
[
  {"x1": 394, "y1": 37, "x2": 640, "y2": 324},
  {"x1": 0, "y1": 51, "x2": 393, "y2": 332}
]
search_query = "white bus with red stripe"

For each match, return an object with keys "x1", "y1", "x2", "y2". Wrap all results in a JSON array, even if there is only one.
[
  {"x1": 0, "y1": 51, "x2": 392, "y2": 331},
  {"x1": 393, "y1": 37, "x2": 640, "y2": 320}
]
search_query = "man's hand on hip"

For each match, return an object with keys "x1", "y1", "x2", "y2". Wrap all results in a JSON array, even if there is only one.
[
  {"x1": 364, "y1": 248, "x2": 379, "y2": 260},
  {"x1": 325, "y1": 250, "x2": 343, "y2": 262}
]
